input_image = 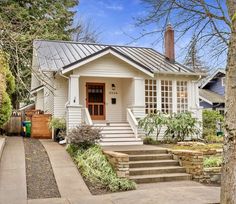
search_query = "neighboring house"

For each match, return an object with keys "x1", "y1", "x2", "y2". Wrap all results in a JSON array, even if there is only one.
[
  {"x1": 199, "y1": 69, "x2": 225, "y2": 114},
  {"x1": 31, "y1": 25, "x2": 204, "y2": 145}
]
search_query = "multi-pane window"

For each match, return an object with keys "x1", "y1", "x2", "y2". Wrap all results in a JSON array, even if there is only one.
[
  {"x1": 161, "y1": 80, "x2": 173, "y2": 114},
  {"x1": 177, "y1": 81, "x2": 188, "y2": 113},
  {"x1": 145, "y1": 79, "x2": 157, "y2": 114}
]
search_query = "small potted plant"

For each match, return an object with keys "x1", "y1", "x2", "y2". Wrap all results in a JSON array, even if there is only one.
[{"x1": 49, "y1": 117, "x2": 66, "y2": 142}]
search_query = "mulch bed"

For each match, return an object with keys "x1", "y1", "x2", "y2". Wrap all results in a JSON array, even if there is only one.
[{"x1": 23, "y1": 138, "x2": 61, "y2": 199}]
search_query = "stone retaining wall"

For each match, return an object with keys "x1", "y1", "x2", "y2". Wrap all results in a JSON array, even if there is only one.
[
  {"x1": 169, "y1": 150, "x2": 204, "y2": 180},
  {"x1": 103, "y1": 150, "x2": 129, "y2": 178},
  {"x1": 200, "y1": 167, "x2": 221, "y2": 184}
]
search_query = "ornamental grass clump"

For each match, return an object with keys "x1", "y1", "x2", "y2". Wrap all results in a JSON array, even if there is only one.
[
  {"x1": 68, "y1": 145, "x2": 136, "y2": 192},
  {"x1": 203, "y1": 156, "x2": 222, "y2": 168}
]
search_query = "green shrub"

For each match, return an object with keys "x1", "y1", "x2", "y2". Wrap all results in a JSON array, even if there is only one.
[
  {"x1": 67, "y1": 145, "x2": 136, "y2": 192},
  {"x1": 0, "y1": 91, "x2": 12, "y2": 127},
  {"x1": 67, "y1": 125, "x2": 101, "y2": 149},
  {"x1": 49, "y1": 117, "x2": 66, "y2": 130},
  {"x1": 205, "y1": 135, "x2": 223, "y2": 143},
  {"x1": 203, "y1": 156, "x2": 222, "y2": 168},
  {"x1": 164, "y1": 112, "x2": 200, "y2": 142},
  {"x1": 138, "y1": 112, "x2": 167, "y2": 140},
  {"x1": 202, "y1": 110, "x2": 224, "y2": 137}
]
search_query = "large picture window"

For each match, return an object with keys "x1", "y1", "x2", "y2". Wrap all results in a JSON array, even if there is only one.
[
  {"x1": 177, "y1": 81, "x2": 188, "y2": 113},
  {"x1": 161, "y1": 80, "x2": 173, "y2": 114},
  {"x1": 145, "y1": 79, "x2": 157, "y2": 114}
]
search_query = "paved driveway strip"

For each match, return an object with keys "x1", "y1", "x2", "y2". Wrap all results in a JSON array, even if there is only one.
[
  {"x1": 41, "y1": 140, "x2": 91, "y2": 199},
  {"x1": 0, "y1": 137, "x2": 27, "y2": 204}
]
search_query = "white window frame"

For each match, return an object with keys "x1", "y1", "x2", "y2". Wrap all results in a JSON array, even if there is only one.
[
  {"x1": 176, "y1": 80, "x2": 189, "y2": 113},
  {"x1": 144, "y1": 79, "x2": 190, "y2": 115},
  {"x1": 145, "y1": 79, "x2": 158, "y2": 114},
  {"x1": 160, "y1": 80, "x2": 173, "y2": 114}
]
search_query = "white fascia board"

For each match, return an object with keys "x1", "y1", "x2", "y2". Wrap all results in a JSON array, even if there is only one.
[
  {"x1": 200, "y1": 69, "x2": 225, "y2": 88},
  {"x1": 30, "y1": 86, "x2": 44, "y2": 95},
  {"x1": 61, "y1": 49, "x2": 154, "y2": 77},
  {"x1": 155, "y1": 71, "x2": 205, "y2": 77},
  {"x1": 199, "y1": 95, "x2": 213, "y2": 105}
]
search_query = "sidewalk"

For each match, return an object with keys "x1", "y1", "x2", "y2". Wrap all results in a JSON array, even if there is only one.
[{"x1": 0, "y1": 137, "x2": 27, "y2": 204}]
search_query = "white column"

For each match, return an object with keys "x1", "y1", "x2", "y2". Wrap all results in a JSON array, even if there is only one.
[
  {"x1": 69, "y1": 75, "x2": 80, "y2": 105},
  {"x1": 66, "y1": 75, "x2": 82, "y2": 134},
  {"x1": 132, "y1": 77, "x2": 145, "y2": 118},
  {"x1": 172, "y1": 80, "x2": 177, "y2": 113}
]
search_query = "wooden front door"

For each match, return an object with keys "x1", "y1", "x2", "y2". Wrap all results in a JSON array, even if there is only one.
[{"x1": 86, "y1": 83, "x2": 105, "y2": 120}]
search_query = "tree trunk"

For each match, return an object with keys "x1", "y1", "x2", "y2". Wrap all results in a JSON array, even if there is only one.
[{"x1": 221, "y1": 1, "x2": 236, "y2": 203}]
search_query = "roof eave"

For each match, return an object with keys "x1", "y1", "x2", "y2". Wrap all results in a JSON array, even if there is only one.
[
  {"x1": 200, "y1": 68, "x2": 226, "y2": 88},
  {"x1": 154, "y1": 70, "x2": 206, "y2": 77}
]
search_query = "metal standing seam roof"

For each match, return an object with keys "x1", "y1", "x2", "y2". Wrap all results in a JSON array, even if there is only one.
[
  {"x1": 33, "y1": 39, "x2": 197, "y2": 74},
  {"x1": 199, "y1": 89, "x2": 225, "y2": 104}
]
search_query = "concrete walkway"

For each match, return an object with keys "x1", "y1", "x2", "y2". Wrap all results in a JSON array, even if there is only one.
[
  {"x1": 41, "y1": 140, "x2": 91, "y2": 199},
  {"x1": 0, "y1": 137, "x2": 27, "y2": 204},
  {"x1": 0, "y1": 138, "x2": 220, "y2": 204}
]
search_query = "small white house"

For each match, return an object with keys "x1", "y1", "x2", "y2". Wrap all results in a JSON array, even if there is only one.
[{"x1": 31, "y1": 25, "x2": 204, "y2": 145}]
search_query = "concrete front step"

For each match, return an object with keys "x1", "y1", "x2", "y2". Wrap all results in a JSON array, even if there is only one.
[
  {"x1": 100, "y1": 138, "x2": 142, "y2": 142},
  {"x1": 129, "y1": 160, "x2": 180, "y2": 168},
  {"x1": 118, "y1": 149, "x2": 167, "y2": 155},
  {"x1": 130, "y1": 173, "x2": 191, "y2": 184},
  {"x1": 129, "y1": 154, "x2": 172, "y2": 161},
  {"x1": 129, "y1": 166, "x2": 186, "y2": 176},
  {"x1": 101, "y1": 130, "x2": 134, "y2": 134},
  {"x1": 99, "y1": 141, "x2": 143, "y2": 146},
  {"x1": 94, "y1": 123, "x2": 130, "y2": 127},
  {"x1": 100, "y1": 126, "x2": 132, "y2": 130},
  {"x1": 102, "y1": 134, "x2": 136, "y2": 138}
]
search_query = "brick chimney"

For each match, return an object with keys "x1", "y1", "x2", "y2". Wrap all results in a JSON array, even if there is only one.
[{"x1": 164, "y1": 24, "x2": 175, "y2": 62}]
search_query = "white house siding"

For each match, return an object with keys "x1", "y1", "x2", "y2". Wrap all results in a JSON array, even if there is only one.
[
  {"x1": 43, "y1": 72, "x2": 54, "y2": 114},
  {"x1": 73, "y1": 53, "x2": 147, "y2": 78},
  {"x1": 53, "y1": 76, "x2": 68, "y2": 118},
  {"x1": 35, "y1": 89, "x2": 44, "y2": 110}
]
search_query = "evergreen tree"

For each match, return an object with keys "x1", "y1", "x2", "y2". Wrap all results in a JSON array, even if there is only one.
[
  {"x1": 184, "y1": 36, "x2": 207, "y2": 72},
  {"x1": 0, "y1": 50, "x2": 15, "y2": 127},
  {"x1": 0, "y1": 0, "x2": 78, "y2": 108}
]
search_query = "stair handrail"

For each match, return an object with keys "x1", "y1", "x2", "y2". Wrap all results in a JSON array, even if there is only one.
[
  {"x1": 127, "y1": 108, "x2": 138, "y2": 138},
  {"x1": 83, "y1": 108, "x2": 93, "y2": 126}
]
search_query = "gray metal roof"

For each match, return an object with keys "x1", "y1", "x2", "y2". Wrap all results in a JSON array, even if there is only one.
[
  {"x1": 33, "y1": 39, "x2": 197, "y2": 74},
  {"x1": 199, "y1": 89, "x2": 225, "y2": 104}
]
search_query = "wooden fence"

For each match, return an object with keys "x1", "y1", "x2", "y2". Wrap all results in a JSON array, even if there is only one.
[
  {"x1": 3, "y1": 112, "x2": 22, "y2": 135},
  {"x1": 3, "y1": 110, "x2": 52, "y2": 139},
  {"x1": 31, "y1": 114, "x2": 52, "y2": 139}
]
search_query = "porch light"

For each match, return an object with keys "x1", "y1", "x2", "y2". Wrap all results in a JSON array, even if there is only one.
[{"x1": 112, "y1": 84, "x2": 116, "y2": 90}]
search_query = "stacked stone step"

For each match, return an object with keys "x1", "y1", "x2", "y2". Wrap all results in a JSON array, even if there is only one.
[{"x1": 119, "y1": 149, "x2": 191, "y2": 184}]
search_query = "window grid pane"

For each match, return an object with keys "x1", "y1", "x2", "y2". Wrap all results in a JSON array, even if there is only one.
[
  {"x1": 161, "y1": 80, "x2": 173, "y2": 114},
  {"x1": 145, "y1": 79, "x2": 157, "y2": 114},
  {"x1": 177, "y1": 81, "x2": 188, "y2": 113}
]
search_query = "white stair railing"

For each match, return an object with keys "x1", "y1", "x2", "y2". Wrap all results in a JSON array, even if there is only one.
[
  {"x1": 82, "y1": 108, "x2": 93, "y2": 126},
  {"x1": 127, "y1": 108, "x2": 138, "y2": 138}
]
